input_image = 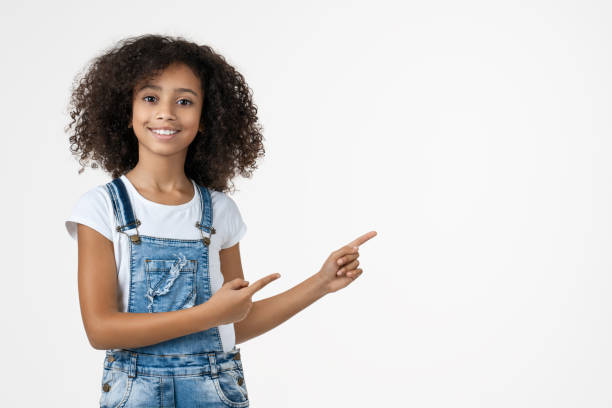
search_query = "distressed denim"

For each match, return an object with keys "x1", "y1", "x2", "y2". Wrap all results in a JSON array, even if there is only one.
[
  {"x1": 99, "y1": 178, "x2": 249, "y2": 407},
  {"x1": 100, "y1": 348, "x2": 248, "y2": 408}
]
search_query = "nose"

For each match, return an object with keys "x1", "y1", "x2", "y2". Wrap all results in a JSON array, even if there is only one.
[{"x1": 155, "y1": 99, "x2": 177, "y2": 121}]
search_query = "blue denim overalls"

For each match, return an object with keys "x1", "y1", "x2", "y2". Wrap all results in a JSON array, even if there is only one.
[{"x1": 99, "y1": 177, "x2": 249, "y2": 408}]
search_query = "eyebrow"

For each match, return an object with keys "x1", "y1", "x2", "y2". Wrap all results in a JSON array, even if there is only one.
[{"x1": 137, "y1": 84, "x2": 199, "y2": 97}]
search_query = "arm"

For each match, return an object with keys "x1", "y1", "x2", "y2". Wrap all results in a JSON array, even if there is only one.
[
  {"x1": 76, "y1": 223, "x2": 222, "y2": 350},
  {"x1": 219, "y1": 243, "x2": 328, "y2": 344},
  {"x1": 221, "y1": 231, "x2": 377, "y2": 344},
  {"x1": 236, "y1": 275, "x2": 327, "y2": 344}
]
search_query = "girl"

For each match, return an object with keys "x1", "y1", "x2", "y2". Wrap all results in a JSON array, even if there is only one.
[{"x1": 65, "y1": 34, "x2": 376, "y2": 407}]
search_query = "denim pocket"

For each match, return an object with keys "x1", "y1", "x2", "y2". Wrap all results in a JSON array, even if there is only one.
[
  {"x1": 212, "y1": 368, "x2": 249, "y2": 407},
  {"x1": 99, "y1": 368, "x2": 133, "y2": 408},
  {"x1": 145, "y1": 258, "x2": 197, "y2": 313}
]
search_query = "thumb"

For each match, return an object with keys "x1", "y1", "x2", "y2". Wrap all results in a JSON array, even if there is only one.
[{"x1": 224, "y1": 278, "x2": 249, "y2": 290}]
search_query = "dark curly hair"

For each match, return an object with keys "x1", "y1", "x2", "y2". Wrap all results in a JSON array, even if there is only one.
[{"x1": 65, "y1": 34, "x2": 265, "y2": 193}]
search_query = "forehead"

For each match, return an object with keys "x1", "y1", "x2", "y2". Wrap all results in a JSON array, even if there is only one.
[{"x1": 135, "y1": 62, "x2": 202, "y2": 91}]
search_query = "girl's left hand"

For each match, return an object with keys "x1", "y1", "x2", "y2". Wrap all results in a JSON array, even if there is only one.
[{"x1": 315, "y1": 231, "x2": 377, "y2": 294}]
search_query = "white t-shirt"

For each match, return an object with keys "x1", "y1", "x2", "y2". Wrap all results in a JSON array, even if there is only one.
[{"x1": 65, "y1": 174, "x2": 247, "y2": 352}]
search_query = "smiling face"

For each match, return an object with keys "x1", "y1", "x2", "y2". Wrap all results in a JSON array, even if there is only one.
[{"x1": 129, "y1": 62, "x2": 204, "y2": 157}]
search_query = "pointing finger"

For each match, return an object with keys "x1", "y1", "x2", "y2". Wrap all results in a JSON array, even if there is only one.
[
  {"x1": 245, "y1": 273, "x2": 281, "y2": 296},
  {"x1": 347, "y1": 230, "x2": 377, "y2": 249}
]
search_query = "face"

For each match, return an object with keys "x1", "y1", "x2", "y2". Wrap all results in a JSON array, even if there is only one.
[{"x1": 129, "y1": 62, "x2": 204, "y2": 157}]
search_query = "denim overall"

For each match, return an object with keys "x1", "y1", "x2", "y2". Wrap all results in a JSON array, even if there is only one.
[{"x1": 98, "y1": 177, "x2": 249, "y2": 408}]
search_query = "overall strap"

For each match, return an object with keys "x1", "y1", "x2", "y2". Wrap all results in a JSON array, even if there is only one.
[
  {"x1": 105, "y1": 177, "x2": 141, "y2": 243},
  {"x1": 194, "y1": 183, "x2": 216, "y2": 246}
]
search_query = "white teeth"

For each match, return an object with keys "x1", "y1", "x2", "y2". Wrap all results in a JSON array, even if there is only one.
[{"x1": 152, "y1": 129, "x2": 178, "y2": 135}]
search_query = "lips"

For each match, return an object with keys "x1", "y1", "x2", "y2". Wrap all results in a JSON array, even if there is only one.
[{"x1": 149, "y1": 128, "x2": 180, "y2": 140}]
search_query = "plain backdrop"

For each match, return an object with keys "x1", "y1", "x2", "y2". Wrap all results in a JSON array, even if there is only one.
[{"x1": 2, "y1": 0, "x2": 611, "y2": 406}]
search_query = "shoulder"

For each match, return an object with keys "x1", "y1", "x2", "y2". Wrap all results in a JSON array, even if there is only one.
[
  {"x1": 65, "y1": 184, "x2": 114, "y2": 242},
  {"x1": 210, "y1": 189, "x2": 241, "y2": 215},
  {"x1": 208, "y1": 189, "x2": 247, "y2": 249},
  {"x1": 84, "y1": 183, "x2": 112, "y2": 203},
  {"x1": 75, "y1": 184, "x2": 113, "y2": 214}
]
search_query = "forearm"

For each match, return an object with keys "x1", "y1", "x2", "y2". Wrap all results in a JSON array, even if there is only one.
[
  {"x1": 234, "y1": 274, "x2": 328, "y2": 344},
  {"x1": 89, "y1": 303, "x2": 220, "y2": 350}
]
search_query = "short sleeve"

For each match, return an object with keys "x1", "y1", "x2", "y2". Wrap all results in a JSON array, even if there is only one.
[
  {"x1": 220, "y1": 194, "x2": 247, "y2": 249},
  {"x1": 65, "y1": 185, "x2": 113, "y2": 242}
]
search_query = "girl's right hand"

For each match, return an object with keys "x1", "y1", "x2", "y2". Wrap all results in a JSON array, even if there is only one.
[{"x1": 204, "y1": 274, "x2": 281, "y2": 325}]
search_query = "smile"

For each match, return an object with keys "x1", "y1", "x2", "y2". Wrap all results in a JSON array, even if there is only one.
[{"x1": 149, "y1": 128, "x2": 180, "y2": 140}]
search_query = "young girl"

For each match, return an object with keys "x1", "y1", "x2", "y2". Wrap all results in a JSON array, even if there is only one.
[{"x1": 65, "y1": 34, "x2": 376, "y2": 407}]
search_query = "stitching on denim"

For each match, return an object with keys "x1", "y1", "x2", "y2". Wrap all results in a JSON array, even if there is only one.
[
  {"x1": 106, "y1": 183, "x2": 123, "y2": 233},
  {"x1": 111, "y1": 182, "x2": 122, "y2": 226},
  {"x1": 128, "y1": 238, "x2": 136, "y2": 313},
  {"x1": 135, "y1": 235, "x2": 204, "y2": 244},
  {"x1": 114, "y1": 178, "x2": 138, "y2": 230},
  {"x1": 111, "y1": 179, "x2": 128, "y2": 228},
  {"x1": 195, "y1": 184, "x2": 216, "y2": 245},
  {"x1": 179, "y1": 268, "x2": 197, "y2": 310},
  {"x1": 196, "y1": 183, "x2": 214, "y2": 232},
  {"x1": 204, "y1": 186, "x2": 213, "y2": 230},
  {"x1": 214, "y1": 326, "x2": 223, "y2": 353},
  {"x1": 146, "y1": 253, "x2": 188, "y2": 313},
  {"x1": 192, "y1": 259, "x2": 198, "y2": 307},
  {"x1": 212, "y1": 375, "x2": 250, "y2": 407},
  {"x1": 108, "y1": 178, "x2": 143, "y2": 240},
  {"x1": 228, "y1": 368, "x2": 248, "y2": 399},
  {"x1": 145, "y1": 259, "x2": 197, "y2": 272},
  {"x1": 143, "y1": 259, "x2": 198, "y2": 313},
  {"x1": 196, "y1": 237, "x2": 221, "y2": 351},
  {"x1": 111, "y1": 180, "x2": 125, "y2": 227},
  {"x1": 115, "y1": 374, "x2": 133, "y2": 408},
  {"x1": 103, "y1": 368, "x2": 133, "y2": 408},
  {"x1": 108, "y1": 366, "x2": 238, "y2": 378},
  {"x1": 114, "y1": 350, "x2": 235, "y2": 357},
  {"x1": 159, "y1": 376, "x2": 163, "y2": 408},
  {"x1": 208, "y1": 353, "x2": 218, "y2": 378}
]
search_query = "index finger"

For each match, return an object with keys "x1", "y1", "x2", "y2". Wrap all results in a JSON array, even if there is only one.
[
  {"x1": 244, "y1": 273, "x2": 281, "y2": 296},
  {"x1": 347, "y1": 230, "x2": 377, "y2": 248}
]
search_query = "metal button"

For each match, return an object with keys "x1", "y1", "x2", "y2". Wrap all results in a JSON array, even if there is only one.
[
  {"x1": 237, "y1": 377, "x2": 244, "y2": 386},
  {"x1": 233, "y1": 352, "x2": 241, "y2": 360},
  {"x1": 107, "y1": 355, "x2": 115, "y2": 362},
  {"x1": 102, "y1": 383, "x2": 111, "y2": 392}
]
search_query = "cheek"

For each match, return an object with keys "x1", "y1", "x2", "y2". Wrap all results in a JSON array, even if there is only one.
[
  {"x1": 182, "y1": 113, "x2": 202, "y2": 130},
  {"x1": 131, "y1": 103, "x2": 150, "y2": 124}
]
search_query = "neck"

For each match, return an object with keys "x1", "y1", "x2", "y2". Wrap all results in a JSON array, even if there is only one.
[{"x1": 125, "y1": 149, "x2": 191, "y2": 193}]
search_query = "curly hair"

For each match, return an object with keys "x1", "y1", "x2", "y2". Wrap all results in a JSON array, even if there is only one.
[{"x1": 66, "y1": 34, "x2": 265, "y2": 193}]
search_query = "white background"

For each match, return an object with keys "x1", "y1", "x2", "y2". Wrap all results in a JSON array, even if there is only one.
[{"x1": 2, "y1": 0, "x2": 611, "y2": 406}]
